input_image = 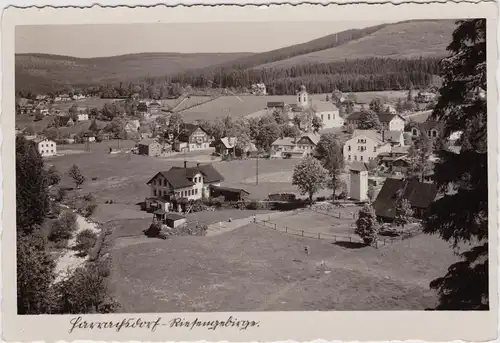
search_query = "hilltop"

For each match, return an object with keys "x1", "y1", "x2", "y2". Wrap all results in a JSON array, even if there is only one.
[
  {"x1": 255, "y1": 20, "x2": 456, "y2": 69},
  {"x1": 15, "y1": 19, "x2": 457, "y2": 93},
  {"x1": 15, "y1": 52, "x2": 253, "y2": 92}
]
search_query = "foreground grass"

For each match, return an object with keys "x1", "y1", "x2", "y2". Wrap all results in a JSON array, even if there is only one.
[{"x1": 110, "y1": 224, "x2": 459, "y2": 312}]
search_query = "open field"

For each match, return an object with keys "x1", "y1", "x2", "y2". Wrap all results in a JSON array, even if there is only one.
[
  {"x1": 109, "y1": 223, "x2": 459, "y2": 312},
  {"x1": 48, "y1": 148, "x2": 314, "y2": 217},
  {"x1": 51, "y1": 97, "x2": 124, "y2": 111},
  {"x1": 257, "y1": 20, "x2": 454, "y2": 69},
  {"x1": 177, "y1": 90, "x2": 413, "y2": 123}
]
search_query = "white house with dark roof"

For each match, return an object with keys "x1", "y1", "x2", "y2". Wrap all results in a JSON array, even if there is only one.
[
  {"x1": 312, "y1": 101, "x2": 344, "y2": 129},
  {"x1": 34, "y1": 138, "x2": 57, "y2": 157},
  {"x1": 343, "y1": 130, "x2": 392, "y2": 163},
  {"x1": 271, "y1": 133, "x2": 320, "y2": 159},
  {"x1": 145, "y1": 162, "x2": 224, "y2": 211},
  {"x1": 377, "y1": 113, "x2": 406, "y2": 131}
]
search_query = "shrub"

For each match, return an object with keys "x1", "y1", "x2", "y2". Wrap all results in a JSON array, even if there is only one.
[
  {"x1": 355, "y1": 204, "x2": 379, "y2": 245},
  {"x1": 49, "y1": 211, "x2": 77, "y2": 242},
  {"x1": 75, "y1": 229, "x2": 98, "y2": 257},
  {"x1": 144, "y1": 221, "x2": 162, "y2": 238},
  {"x1": 246, "y1": 201, "x2": 268, "y2": 210},
  {"x1": 169, "y1": 222, "x2": 208, "y2": 237},
  {"x1": 268, "y1": 192, "x2": 296, "y2": 202}
]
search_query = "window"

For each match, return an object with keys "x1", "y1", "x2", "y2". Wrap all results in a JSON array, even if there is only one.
[
  {"x1": 348, "y1": 155, "x2": 351, "y2": 160},
  {"x1": 195, "y1": 188, "x2": 198, "y2": 195},
  {"x1": 321, "y1": 114, "x2": 324, "y2": 120},
  {"x1": 360, "y1": 156, "x2": 363, "y2": 161},
  {"x1": 432, "y1": 130, "x2": 438, "y2": 138},
  {"x1": 373, "y1": 147, "x2": 376, "y2": 152},
  {"x1": 154, "y1": 189, "x2": 157, "y2": 196},
  {"x1": 328, "y1": 113, "x2": 331, "y2": 120},
  {"x1": 348, "y1": 145, "x2": 351, "y2": 151},
  {"x1": 412, "y1": 128, "x2": 418, "y2": 136},
  {"x1": 354, "y1": 155, "x2": 357, "y2": 161}
]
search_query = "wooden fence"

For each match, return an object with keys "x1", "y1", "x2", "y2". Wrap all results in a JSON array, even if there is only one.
[{"x1": 254, "y1": 216, "x2": 423, "y2": 249}]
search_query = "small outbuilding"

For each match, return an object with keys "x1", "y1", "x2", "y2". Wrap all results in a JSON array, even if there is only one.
[
  {"x1": 138, "y1": 138, "x2": 162, "y2": 157},
  {"x1": 209, "y1": 185, "x2": 250, "y2": 202},
  {"x1": 154, "y1": 211, "x2": 186, "y2": 228}
]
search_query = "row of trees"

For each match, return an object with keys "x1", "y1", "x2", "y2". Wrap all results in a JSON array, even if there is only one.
[
  {"x1": 16, "y1": 136, "x2": 117, "y2": 314},
  {"x1": 17, "y1": 57, "x2": 442, "y2": 98}
]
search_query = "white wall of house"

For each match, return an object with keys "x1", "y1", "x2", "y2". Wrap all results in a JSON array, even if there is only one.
[
  {"x1": 317, "y1": 110, "x2": 344, "y2": 129},
  {"x1": 386, "y1": 117, "x2": 405, "y2": 131},
  {"x1": 343, "y1": 135, "x2": 391, "y2": 163},
  {"x1": 349, "y1": 170, "x2": 368, "y2": 201},
  {"x1": 150, "y1": 172, "x2": 209, "y2": 201},
  {"x1": 77, "y1": 113, "x2": 89, "y2": 121},
  {"x1": 37, "y1": 139, "x2": 57, "y2": 157}
]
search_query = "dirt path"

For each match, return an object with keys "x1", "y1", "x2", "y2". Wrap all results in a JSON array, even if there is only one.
[{"x1": 205, "y1": 211, "x2": 294, "y2": 236}]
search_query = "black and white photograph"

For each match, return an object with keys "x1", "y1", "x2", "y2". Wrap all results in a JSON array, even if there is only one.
[{"x1": 2, "y1": 2, "x2": 498, "y2": 342}]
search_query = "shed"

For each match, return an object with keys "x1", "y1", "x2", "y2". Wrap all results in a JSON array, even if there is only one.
[
  {"x1": 372, "y1": 178, "x2": 438, "y2": 221},
  {"x1": 209, "y1": 185, "x2": 250, "y2": 202},
  {"x1": 154, "y1": 210, "x2": 186, "y2": 228},
  {"x1": 138, "y1": 138, "x2": 162, "y2": 156}
]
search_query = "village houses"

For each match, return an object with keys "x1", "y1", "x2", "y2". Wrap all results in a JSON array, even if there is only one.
[
  {"x1": 174, "y1": 123, "x2": 211, "y2": 152},
  {"x1": 343, "y1": 130, "x2": 394, "y2": 163},
  {"x1": 408, "y1": 119, "x2": 443, "y2": 139},
  {"x1": 214, "y1": 137, "x2": 258, "y2": 158},
  {"x1": 271, "y1": 133, "x2": 320, "y2": 159},
  {"x1": 33, "y1": 138, "x2": 57, "y2": 157},
  {"x1": 345, "y1": 111, "x2": 405, "y2": 131},
  {"x1": 137, "y1": 138, "x2": 163, "y2": 157}
]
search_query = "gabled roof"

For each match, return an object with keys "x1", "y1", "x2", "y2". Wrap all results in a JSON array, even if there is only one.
[
  {"x1": 349, "y1": 161, "x2": 368, "y2": 172},
  {"x1": 378, "y1": 113, "x2": 405, "y2": 123},
  {"x1": 209, "y1": 185, "x2": 250, "y2": 195},
  {"x1": 351, "y1": 130, "x2": 384, "y2": 145},
  {"x1": 373, "y1": 178, "x2": 438, "y2": 219},
  {"x1": 313, "y1": 100, "x2": 339, "y2": 113},
  {"x1": 267, "y1": 101, "x2": 285, "y2": 108},
  {"x1": 272, "y1": 137, "x2": 296, "y2": 146},
  {"x1": 383, "y1": 130, "x2": 403, "y2": 143},
  {"x1": 219, "y1": 137, "x2": 237, "y2": 149},
  {"x1": 298, "y1": 133, "x2": 321, "y2": 145},
  {"x1": 147, "y1": 164, "x2": 224, "y2": 189}
]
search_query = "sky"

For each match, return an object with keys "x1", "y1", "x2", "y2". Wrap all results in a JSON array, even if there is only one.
[{"x1": 16, "y1": 21, "x2": 393, "y2": 58}]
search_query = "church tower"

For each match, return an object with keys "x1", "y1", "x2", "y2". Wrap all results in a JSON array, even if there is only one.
[{"x1": 297, "y1": 85, "x2": 309, "y2": 109}]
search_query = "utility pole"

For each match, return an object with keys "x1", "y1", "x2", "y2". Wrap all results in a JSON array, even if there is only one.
[{"x1": 256, "y1": 153, "x2": 259, "y2": 185}]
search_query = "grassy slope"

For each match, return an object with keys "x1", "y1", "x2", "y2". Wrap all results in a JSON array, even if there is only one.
[
  {"x1": 109, "y1": 224, "x2": 459, "y2": 312},
  {"x1": 15, "y1": 52, "x2": 253, "y2": 91},
  {"x1": 256, "y1": 20, "x2": 456, "y2": 69}
]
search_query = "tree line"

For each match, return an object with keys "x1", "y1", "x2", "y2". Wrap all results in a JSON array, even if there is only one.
[
  {"x1": 16, "y1": 57, "x2": 443, "y2": 99},
  {"x1": 16, "y1": 136, "x2": 118, "y2": 314}
]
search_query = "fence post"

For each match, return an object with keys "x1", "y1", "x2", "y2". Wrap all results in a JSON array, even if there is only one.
[
  {"x1": 301, "y1": 230, "x2": 304, "y2": 237},
  {"x1": 285, "y1": 226, "x2": 288, "y2": 233},
  {"x1": 338, "y1": 212, "x2": 341, "y2": 219},
  {"x1": 274, "y1": 223, "x2": 277, "y2": 230},
  {"x1": 375, "y1": 240, "x2": 378, "y2": 249},
  {"x1": 318, "y1": 233, "x2": 320, "y2": 239}
]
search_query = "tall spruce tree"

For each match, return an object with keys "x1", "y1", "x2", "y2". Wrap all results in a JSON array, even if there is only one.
[
  {"x1": 16, "y1": 136, "x2": 50, "y2": 234},
  {"x1": 423, "y1": 19, "x2": 488, "y2": 310}
]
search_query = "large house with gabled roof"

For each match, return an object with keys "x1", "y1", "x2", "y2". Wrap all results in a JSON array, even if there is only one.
[
  {"x1": 174, "y1": 123, "x2": 211, "y2": 152},
  {"x1": 145, "y1": 162, "x2": 224, "y2": 212}
]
